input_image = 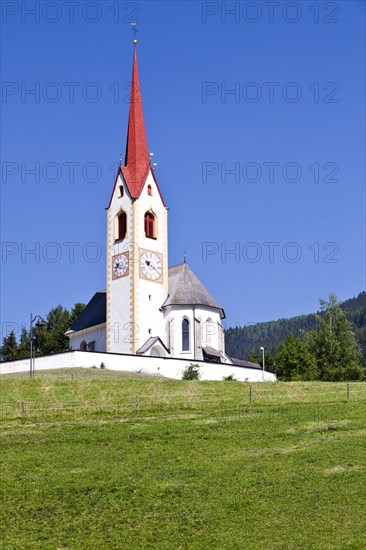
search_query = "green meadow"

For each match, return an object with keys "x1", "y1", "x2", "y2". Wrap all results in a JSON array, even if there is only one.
[{"x1": 0, "y1": 369, "x2": 365, "y2": 549}]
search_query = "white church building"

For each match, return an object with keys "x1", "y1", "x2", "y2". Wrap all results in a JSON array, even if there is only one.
[
  {"x1": 67, "y1": 44, "x2": 232, "y2": 364},
  {"x1": 65, "y1": 44, "x2": 266, "y2": 375},
  {"x1": 67, "y1": 45, "x2": 232, "y2": 364},
  {"x1": 0, "y1": 42, "x2": 276, "y2": 382}
]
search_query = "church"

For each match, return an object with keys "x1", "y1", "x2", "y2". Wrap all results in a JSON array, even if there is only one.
[{"x1": 67, "y1": 43, "x2": 237, "y2": 366}]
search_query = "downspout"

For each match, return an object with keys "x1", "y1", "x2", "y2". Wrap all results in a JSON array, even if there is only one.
[{"x1": 193, "y1": 306, "x2": 196, "y2": 361}]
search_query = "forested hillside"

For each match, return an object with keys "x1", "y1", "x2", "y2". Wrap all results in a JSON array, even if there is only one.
[{"x1": 225, "y1": 292, "x2": 366, "y2": 363}]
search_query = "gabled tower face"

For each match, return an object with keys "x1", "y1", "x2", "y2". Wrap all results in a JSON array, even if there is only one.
[{"x1": 106, "y1": 46, "x2": 168, "y2": 354}]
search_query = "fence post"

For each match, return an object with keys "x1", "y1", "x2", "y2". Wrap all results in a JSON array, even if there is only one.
[
  {"x1": 347, "y1": 383, "x2": 350, "y2": 403},
  {"x1": 249, "y1": 384, "x2": 253, "y2": 408},
  {"x1": 21, "y1": 401, "x2": 25, "y2": 423},
  {"x1": 136, "y1": 395, "x2": 140, "y2": 414}
]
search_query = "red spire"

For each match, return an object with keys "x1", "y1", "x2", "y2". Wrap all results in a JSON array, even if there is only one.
[
  {"x1": 108, "y1": 44, "x2": 166, "y2": 209},
  {"x1": 121, "y1": 46, "x2": 150, "y2": 198}
]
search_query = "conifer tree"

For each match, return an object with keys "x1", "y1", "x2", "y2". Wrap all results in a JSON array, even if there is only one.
[
  {"x1": 0, "y1": 302, "x2": 86, "y2": 361},
  {"x1": 0, "y1": 331, "x2": 18, "y2": 361},
  {"x1": 43, "y1": 305, "x2": 70, "y2": 354},
  {"x1": 18, "y1": 327, "x2": 30, "y2": 359},
  {"x1": 248, "y1": 348, "x2": 260, "y2": 363},
  {"x1": 274, "y1": 334, "x2": 317, "y2": 381}
]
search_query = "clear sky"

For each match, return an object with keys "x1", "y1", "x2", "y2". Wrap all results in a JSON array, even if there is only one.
[{"x1": 1, "y1": 0, "x2": 365, "y2": 340}]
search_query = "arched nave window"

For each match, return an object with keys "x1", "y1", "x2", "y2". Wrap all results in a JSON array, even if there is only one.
[
  {"x1": 206, "y1": 317, "x2": 213, "y2": 347},
  {"x1": 182, "y1": 318, "x2": 190, "y2": 351}
]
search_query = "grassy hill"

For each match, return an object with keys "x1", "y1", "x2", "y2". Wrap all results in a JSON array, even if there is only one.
[
  {"x1": 0, "y1": 370, "x2": 365, "y2": 548},
  {"x1": 225, "y1": 291, "x2": 366, "y2": 362}
]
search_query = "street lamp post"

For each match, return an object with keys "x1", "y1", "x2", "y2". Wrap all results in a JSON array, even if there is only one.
[
  {"x1": 260, "y1": 346, "x2": 265, "y2": 381},
  {"x1": 29, "y1": 313, "x2": 45, "y2": 380}
]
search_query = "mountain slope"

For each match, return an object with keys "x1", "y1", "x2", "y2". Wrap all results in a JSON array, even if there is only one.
[{"x1": 225, "y1": 292, "x2": 366, "y2": 362}]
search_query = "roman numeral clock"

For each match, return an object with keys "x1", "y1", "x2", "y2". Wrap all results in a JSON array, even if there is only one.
[
  {"x1": 112, "y1": 252, "x2": 129, "y2": 280},
  {"x1": 140, "y1": 249, "x2": 163, "y2": 282}
]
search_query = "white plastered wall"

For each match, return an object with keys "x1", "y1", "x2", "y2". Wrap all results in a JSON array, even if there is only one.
[
  {"x1": 0, "y1": 351, "x2": 276, "y2": 382},
  {"x1": 68, "y1": 323, "x2": 106, "y2": 352},
  {"x1": 106, "y1": 171, "x2": 134, "y2": 353},
  {"x1": 132, "y1": 170, "x2": 168, "y2": 352},
  {"x1": 163, "y1": 305, "x2": 225, "y2": 360}
]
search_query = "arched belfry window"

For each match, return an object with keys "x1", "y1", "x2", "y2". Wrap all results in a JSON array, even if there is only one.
[
  {"x1": 144, "y1": 211, "x2": 156, "y2": 239},
  {"x1": 147, "y1": 184, "x2": 152, "y2": 196},
  {"x1": 116, "y1": 211, "x2": 127, "y2": 240},
  {"x1": 119, "y1": 185, "x2": 124, "y2": 197},
  {"x1": 182, "y1": 318, "x2": 190, "y2": 351}
]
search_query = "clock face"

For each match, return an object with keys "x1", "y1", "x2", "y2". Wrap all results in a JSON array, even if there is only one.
[
  {"x1": 140, "y1": 250, "x2": 163, "y2": 282},
  {"x1": 112, "y1": 252, "x2": 129, "y2": 279}
]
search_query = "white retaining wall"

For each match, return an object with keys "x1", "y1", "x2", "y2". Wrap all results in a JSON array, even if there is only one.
[{"x1": 0, "y1": 351, "x2": 276, "y2": 382}]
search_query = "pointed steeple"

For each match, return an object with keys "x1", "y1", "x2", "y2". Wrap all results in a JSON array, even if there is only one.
[
  {"x1": 121, "y1": 45, "x2": 151, "y2": 199},
  {"x1": 108, "y1": 43, "x2": 166, "y2": 210}
]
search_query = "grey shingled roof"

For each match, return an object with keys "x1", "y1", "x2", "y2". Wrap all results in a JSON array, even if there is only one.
[
  {"x1": 69, "y1": 292, "x2": 106, "y2": 332},
  {"x1": 230, "y1": 358, "x2": 262, "y2": 370},
  {"x1": 202, "y1": 346, "x2": 222, "y2": 358},
  {"x1": 162, "y1": 263, "x2": 225, "y2": 318}
]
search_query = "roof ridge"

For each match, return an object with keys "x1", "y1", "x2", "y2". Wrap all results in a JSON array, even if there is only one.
[{"x1": 168, "y1": 262, "x2": 187, "y2": 270}]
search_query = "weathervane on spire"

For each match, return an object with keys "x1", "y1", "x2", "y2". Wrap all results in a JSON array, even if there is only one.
[
  {"x1": 183, "y1": 252, "x2": 187, "y2": 264},
  {"x1": 131, "y1": 20, "x2": 138, "y2": 45}
]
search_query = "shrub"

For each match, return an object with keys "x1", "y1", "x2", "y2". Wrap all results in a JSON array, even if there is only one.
[
  {"x1": 343, "y1": 365, "x2": 365, "y2": 381},
  {"x1": 182, "y1": 364, "x2": 201, "y2": 380},
  {"x1": 223, "y1": 374, "x2": 236, "y2": 381}
]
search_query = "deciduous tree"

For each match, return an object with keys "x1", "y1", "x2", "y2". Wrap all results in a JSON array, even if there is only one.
[{"x1": 306, "y1": 294, "x2": 364, "y2": 381}]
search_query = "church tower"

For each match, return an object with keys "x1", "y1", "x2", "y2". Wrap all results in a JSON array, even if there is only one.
[
  {"x1": 68, "y1": 40, "x2": 230, "y2": 365},
  {"x1": 106, "y1": 44, "x2": 168, "y2": 354}
]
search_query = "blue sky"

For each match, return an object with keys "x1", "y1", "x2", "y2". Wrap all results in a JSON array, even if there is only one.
[{"x1": 1, "y1": 0, "x2": 365, "y2": 341}]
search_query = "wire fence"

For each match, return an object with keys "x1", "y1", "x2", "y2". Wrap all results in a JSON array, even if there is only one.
[{"x1": 0, "y1": 383, "x2": 365, "y2": 425}]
